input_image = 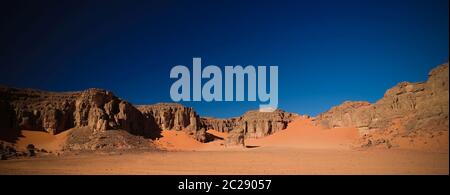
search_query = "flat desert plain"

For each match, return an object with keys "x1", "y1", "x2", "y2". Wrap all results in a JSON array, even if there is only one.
[{"x1": 0, "y1": 118, "x2": 448, "y2": 175}]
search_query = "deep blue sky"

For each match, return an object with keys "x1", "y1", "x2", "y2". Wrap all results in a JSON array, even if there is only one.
[{"x1": 1, "y1": 0, "x2": 448, "y2": 118}]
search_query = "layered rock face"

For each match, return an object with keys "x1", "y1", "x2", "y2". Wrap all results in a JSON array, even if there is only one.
[
  {"x1": 315, "y1": 101, "x2": 372, "y2": 129},
  {"x1": 201, "y1": 117, "x2": 240, "y2": 133},
  {"x1": 0, "y1": 87, "x2": 154, "y2": 137},
  {"x1": 203, "y1": 109, "x2": 297, "y2": 139},
  {"x1": 0, "y1": 88, "x2": 209, "y2": 144},
  {"x1": 224, "y1": 128, "x2": 245, "y2": 147},
  {"x1": 137, "y1": 103, "x2": 206, "y2": 142},
  {"x1": 316, "y1": 63, "x2": 449, "y2": 134},
  {"x1": 241, "y1": 110, "x2": 298, "y2": 138}
]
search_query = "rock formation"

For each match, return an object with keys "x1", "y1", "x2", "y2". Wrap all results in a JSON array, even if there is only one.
[
  {"x1": 315, "y1": 101, "x2": 372, "y2": 130},
  {"x1": 63, "y1": 127, "x2": 156, "y2": 151},
  {"x1": 203, "y1": 109, "x2": 297, "y2": 139},
  {"x1": 0, "y1": 88, "x2": 208, "y2": 145},
  {"x1": 201, "y1": 117, "x2": 240, "y2": 133},
  {"x1": 224, "y1": 128, "x2": 245, "y2": 147},
  {"x1": 137, "y1": 103, "x2": 206, "y2": 142},
  {"x1": 315, "y1": 63, "x2": 449, "y2": 148},
  {"x1": 0, "y1": 87, "x2": 156, "y2": 139},
  {"x1": 2, "y1": 62, "x2": 445, "y2": 150},
  {"x1": 317, "y1": 63, "x2": 448, "y2": 132},
  {"x1": 241, "y1": 109, "x2": 298, "y2": 138}
]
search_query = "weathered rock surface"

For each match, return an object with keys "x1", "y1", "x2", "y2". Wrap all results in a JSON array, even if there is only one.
[
  {"x1": 201, "y1": 117, "x2": 240, "y2": 133},
  {"x1": 202, "y1": 109, "x2": 298, "y2": 140},
  {"x1": 137, "y1": 103, "x2": 206, "y2": 142},
  {"x1": 63, "y1": 127, "x2": 156, "y2": 151},
  {"x1": 241, "y1": 110, "x2": 298, "y2": 138},
  {"x1": 317, "y1": 63, "x2": 448, "y2": 132},
  {"x1": 4, "y1": 63, "x2": 445, "y2": 150},
  {"x1": 315, "y1": 63, "x2": 449, "y2": 149},
  {"x1": 0, "y1": 87, "x2": 295, "y2": 148},
  {"x1": 224, "y1": 128, "x2": 245, "y2": 147},
  {"x1": 315, "y1": 101, "x2": 372, "y2": 129},
  {"x1": 0, "y1": 87, "x2": 156, "y2": 138}
]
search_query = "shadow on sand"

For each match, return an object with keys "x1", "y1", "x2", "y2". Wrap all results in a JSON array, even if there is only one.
[{"x1": 245, "y1": 145, "x2": 260, "y2": 148}]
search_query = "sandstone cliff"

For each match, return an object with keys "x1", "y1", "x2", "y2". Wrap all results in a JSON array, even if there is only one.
[
  {"x1": 137, "y1": 103, "x2": 206, "y2": 142},
  {"x1": 0, "y1": 87, "x2": 157, "y2": 140},
  {"x1": 202, "y1": 109, "x2": 297, "y2": 139},
  {"x1": 315, "y1": 63, "x2": 449, "y2": 149},
  {"x1": 2, "y1": 63, "x2": 446, "y2": 150},
  {"x1": 201, "y1": 117, "x2": 240, "y2": 133}
]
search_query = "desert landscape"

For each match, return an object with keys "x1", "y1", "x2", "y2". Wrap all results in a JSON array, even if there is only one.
[{"x1": 0, "y1": 63, "x2": 448, "y2": 175}]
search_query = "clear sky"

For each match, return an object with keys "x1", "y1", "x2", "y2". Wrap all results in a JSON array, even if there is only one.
[{"x1": 1, "y1": 0, "x2": 448, "y2": 118}]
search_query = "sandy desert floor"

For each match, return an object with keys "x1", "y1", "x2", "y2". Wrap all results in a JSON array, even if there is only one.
[
  {"x1": 0, "y1": 147, "x2": 448, "y2": 175},
  {"x1": 0, "y1": 118, "x2": 448, "y2": 175}
]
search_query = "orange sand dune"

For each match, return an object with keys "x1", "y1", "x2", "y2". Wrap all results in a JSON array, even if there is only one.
[
  {"x1": 15, "y1": 130, "x2": 71, "y2": 152},
  {"x1": 154, "y1": 129, "x2": 232, "y2": 151},
  {"x1": 207, "y1": 129, "x2": 228, "y2": 140},
  {"x1": 247, "y1": 117, "x2": 358, "y2": 149},
  {"x1": 154, "y1": 130, "x2": 204, "y2": 151}
]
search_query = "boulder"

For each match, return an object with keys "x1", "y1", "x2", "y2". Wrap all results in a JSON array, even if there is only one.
[
  {"x1": 26, "y1": 144, "x2": 35, "y2": 157},
  {"x1": 224, "y1": 128, "x2": 245, "y2": 147}
]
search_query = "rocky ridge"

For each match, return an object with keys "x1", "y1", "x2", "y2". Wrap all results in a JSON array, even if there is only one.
[
  {"x1": 137, "y1": 103, "x2": 206, "y2": 142},
  {"x1": 202, "y1": 109, "x2": 298, "y2": 139},
  {"x1": 0, "y1": 87, "x2": 155, "y2": 136},
  {"x1": 0, "y1": 63, "x2": 447, "y2": 150},
  {"x1": 315, "y1": 63, "x2": 449, "y2": 149}
]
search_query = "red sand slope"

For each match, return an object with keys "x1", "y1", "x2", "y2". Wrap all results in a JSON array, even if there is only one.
[
  {"x1": 154, "y1": 130, "x2": 204, "y2": 151},
  {"x1": 15, "y1": 130, "x2": 71, "y2": 152},
  {"x1": 247, "y1": 117, "x2": 359, "y2": 149}
]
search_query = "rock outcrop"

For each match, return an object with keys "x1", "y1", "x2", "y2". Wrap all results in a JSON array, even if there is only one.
[
  {"x1": 315, "y1": 63, "x2": 449, "y2": 149},
  {"x1": 241, "y1": 110, "x2": 298, "y2": 138},
  {"x1": 201, "y1": 117, "x2": 240, "y2": 133},
  {"x1": 202, "y1": 109, "x2": 297, "y2": 139},
  {"x1": 315, "y1": 101, "x2": 372, "y2": 129},
  {"x1": 137, "y1": 103, "x2": 206, "y2": 142},
  {"x1": 0, "y1": 87, "x2": 156, "y2": 138},
  {"x1": 224, "y1": 128, "x2": 245, "y2": 147},
  {"x1": 317, "y1": 63, "x2": 448, "y2": 132},
  {"x1": 4, "y1": 63, "x2": 445, "y2": 151},
  {"x1": 63, "y1": 127, "x2": 156, "y2": 151}
]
